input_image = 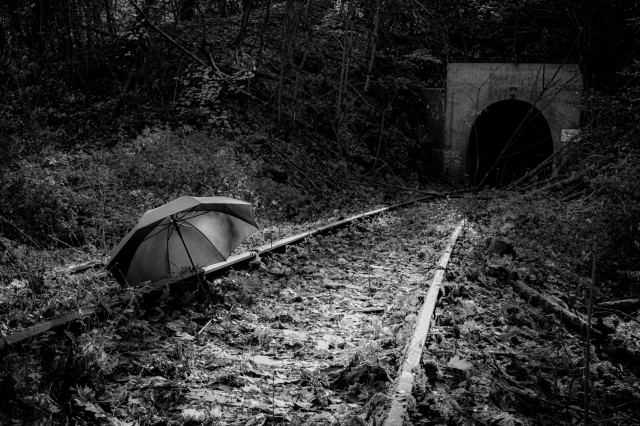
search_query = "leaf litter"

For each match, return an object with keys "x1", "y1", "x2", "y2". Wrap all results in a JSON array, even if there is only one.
[
  {"x1": 410, "y1": 219, "x2": 640, "y2": 425},
  {"x1": 0, "y1": 200, "x2": 463, "y2": 424}
]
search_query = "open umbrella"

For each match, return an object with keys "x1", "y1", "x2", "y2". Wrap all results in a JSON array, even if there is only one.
[{"x1": 106, "y1": 196, "x2": 259, "y2": 286}]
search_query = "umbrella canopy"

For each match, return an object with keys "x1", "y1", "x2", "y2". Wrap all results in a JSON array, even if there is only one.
[{"x1": 106, "y1": 196, "x2": 259, "y2": 286}]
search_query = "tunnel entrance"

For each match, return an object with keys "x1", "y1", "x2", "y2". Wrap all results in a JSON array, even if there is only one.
[{"x1": 466, "y1": 99, "x2": 553, "y2": 187}]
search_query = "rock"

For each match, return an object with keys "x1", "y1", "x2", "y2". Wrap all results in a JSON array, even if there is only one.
[
  {"x1": 485, "y1": 237, "x2": 516, "y2": 258},
  {"x1": 28, "y1": 275, "x2": 45, "y2": 295}
]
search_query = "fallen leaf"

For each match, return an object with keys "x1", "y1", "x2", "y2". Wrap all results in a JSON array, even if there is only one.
[{"x1": 447, "y1": 355, "x2": 472, "y2": 371}]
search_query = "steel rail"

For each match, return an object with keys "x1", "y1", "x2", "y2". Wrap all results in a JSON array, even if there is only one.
[
  {"x1": 0, "y1": 193, "x2": 457, "y2": 351},
  {"x1": 383, "y1": 221, "x2": 465, "y2": 426}
]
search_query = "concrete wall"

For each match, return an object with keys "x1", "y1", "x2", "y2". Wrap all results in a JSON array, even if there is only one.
[{"x1": 443, "y1": 63, "x2": 582, "y2": 180}]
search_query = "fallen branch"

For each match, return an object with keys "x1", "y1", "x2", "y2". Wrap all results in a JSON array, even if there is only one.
[
  {"x1": 264, "y1": 141, "x2": 323, "y2": 191},
  {"x1": 511, "y1": 279, "x2": 640, "y2": 366},
  {"x1": 505, "y1": 135, "x2": 578, "y2": 191},
  {"x1": 528, "y1": 171, "x2": 586, "y2": 194},
  {"x1": 129, "y1": 0, "x2": 260, "y2": 102},
  {"x1": 561, "y1": 187, "x2": 589, "y2": 202},
  {"x1": 498, "y1": 382, "x2": 591, "y2": 415},
  {"x1": 510, "y1": 280, "x2": 602, "y2": 339},
  {"x1": 595, "y1": 298, "x2": 640, "y2": 314},
  {"x1": 3, "y1": 260, "x2": 103, "y2": 282},
  {"x1": 584, "y1": 241, "x2": 597, "y2": 424},
  {"x1": 66, "y1": 260, "x2": 105, "y2": 274},
  {"x1": 130, "y1": 0, "x2": 207, "y2": 67},
  {"x1": 352, "y1": 176, "x2": 470, "y2": 199},
  {"x1": 593, "y1": 306, "x2": 640, "y2": 325}
]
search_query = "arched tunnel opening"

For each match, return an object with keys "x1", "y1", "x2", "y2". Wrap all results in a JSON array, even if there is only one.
[{"x1": 466, "y1": 99, "x2": 553, "y2": 187}]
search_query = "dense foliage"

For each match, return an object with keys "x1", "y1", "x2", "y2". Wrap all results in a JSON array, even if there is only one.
[
  {"x1": 1, "y1": 2, "x2": 640, "y2": 425},
  {"x1": 0, "y1": 0, "x2": 638, "y2": 266}
]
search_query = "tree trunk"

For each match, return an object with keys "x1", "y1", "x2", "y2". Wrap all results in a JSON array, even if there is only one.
[
  {"x1": 289, "y1": 0, "x2": 313, "y2": 126},
  {"x1": 364, "y1": 0, "x2": 380, "y2": 93},
  {"x1": 229, "y1": 0, "x2": 255, "y2": 55},
  {"x1": 0, "y1": 17, "x2": 8, "y2": 50},
  {"x1": 178, "y1": 0, "x2": 197, "y2": 21},
  {"x1": 258, "y1": 0, "x2": 271, "y2": 57},
  {"x1": 335, "y1": 1, "x2": 354, "y2": 135},
  {"x1": 276, "y1": 0, "x2": 296, "y2": 126}
]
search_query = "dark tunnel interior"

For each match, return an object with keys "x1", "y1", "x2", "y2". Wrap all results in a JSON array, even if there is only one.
[{"x1": 466, "y1": 99, "x2": 554, "y2": 187}]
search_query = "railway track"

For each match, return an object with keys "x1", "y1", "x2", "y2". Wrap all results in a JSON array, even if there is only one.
[
  {"x1": 1, "y1": 196, "x2": 639, "y2": 425},
  {"x1": 0, "y1": 195, "x2": 446, "y2": 350},
  {"x1": 0, "y1": 197, "x2": 463, "y2": 423}
]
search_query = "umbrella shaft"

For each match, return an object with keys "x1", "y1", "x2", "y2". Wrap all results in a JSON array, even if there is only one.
[
  {"x1": 171, "y1": 215, "x2": 209, "y2": 294},
  {"x1": 171, "y1": 215, "x2": 198, "y2": 273}
]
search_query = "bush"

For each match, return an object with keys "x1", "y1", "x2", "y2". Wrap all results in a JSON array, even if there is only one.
[
  {"x1": 0, "y1": 128, "x2": 287, "y2": 248},
  {"x1": 0, "y1": 157, "x2": 95, "y2": 245}
]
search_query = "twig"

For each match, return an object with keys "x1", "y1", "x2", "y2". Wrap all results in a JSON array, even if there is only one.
[
  {"x1": 129, "y1": 0, "x2": 208, "y2": 67},
  {"x1": 584, "y1": 241, "x2": 597, "y2": 426},
  {"x1": 48, "y1": 234, "x2": 89, "y2": 255},
  {"x1": 0, "y1": 214, "x2": 43, "y2": 250},
  {"x1": 561, "y1": 188, "x2": 589, "y2": 202},
  {"x1": 66, "y1": 260, "x2": 104, "y2": 274},
  {"x1": 593, "y1": 306, "x2": 640, "y2": 325},
  {"x1": 529, "y1": 171, "x2": 587, "y2": 194},
  {"x1": 497, "y1": 382, "x2": 590, "y2": 415},
  {"x1": 129, "y1": 0, "x2": 260, "y2": 102},
  {"x1": 271, "y1": 368, "x2": 276, "y2": 421},
  {"x1": 506, "y1": 136, "x2": 576, "y2": 190},
  {"x1": 265, "y1": 141, "x2": 322, "y2": 191},
  {"x1": 197, "y1": 318, "x2": 213, "y2": 336},
  {"x1": 595, "y1": 297, "x2": 640, "y2": 313},
  {"x1": 511, "y1": 280, "x2": 601, "y2": 339}
]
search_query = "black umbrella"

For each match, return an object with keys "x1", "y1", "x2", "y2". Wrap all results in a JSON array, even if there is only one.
[{"x1": 106, "y1": 196, "x2": 258, "y2": 286}]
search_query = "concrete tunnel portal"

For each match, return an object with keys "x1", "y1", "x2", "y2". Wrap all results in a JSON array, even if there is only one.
[
  {"x1": 466, "y1": 99, "x2": 553, "y2": 187},
  {"x1": 442, "y1": 63, "x2": 582, "y2": 184}
]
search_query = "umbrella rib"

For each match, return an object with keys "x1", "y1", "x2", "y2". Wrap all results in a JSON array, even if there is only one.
[
  {"x1": 143, "y1": 221, "x2": 174, "y2": 242},
  {"x1": 142, "y1": 209, "x2": 257, "y2": 242},
  {"x1": 138, "y1": 206, "x2": 257, "y2": 233},
  {"x1": 173, "y1": 209, "x2": 208, "y2": 222},
  {"x1": 139, "y1": 211, "x2": 205, "y2": 242},
  {"x1": 138, "y1": 210, "x2": 209, "y2": 239},
  {"x1": 174, "y1": 206, "x2": 258, "y2": 228},
  {"x1": 170, "y1": 215, "x2": 200, "y2": 275}
]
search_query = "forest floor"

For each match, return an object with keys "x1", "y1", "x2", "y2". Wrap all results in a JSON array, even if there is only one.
[
  {"x1": 1, "y1": 196, "x2": 639, "y2": 425},
  {"x1": 1, "y1": 0, "x2": 639, "y2": 423},
  {"x1": 412, "y1": 211, "x2": 640, "y2": 425}
]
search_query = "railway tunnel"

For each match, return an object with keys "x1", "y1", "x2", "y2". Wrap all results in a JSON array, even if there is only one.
[
  {"x1": 466, "y1": 99, "x2": 554, "y2": 187},
  {"x1": 442, "y1": 63, "x2": 582, "y2": 184}
]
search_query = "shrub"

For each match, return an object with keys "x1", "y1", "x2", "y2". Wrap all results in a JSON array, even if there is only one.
[{"x1": 0, "y1": 157, "x2": 95, "y2": 245}]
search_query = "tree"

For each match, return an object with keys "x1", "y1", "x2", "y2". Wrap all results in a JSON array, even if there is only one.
[{"x1": 229, "y1": 0, "x2": 255, "y2": 63}]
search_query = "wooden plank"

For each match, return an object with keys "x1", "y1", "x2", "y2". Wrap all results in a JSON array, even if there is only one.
[{"x1": 383, "y1": 221, "x2": 465, "y2": 426}]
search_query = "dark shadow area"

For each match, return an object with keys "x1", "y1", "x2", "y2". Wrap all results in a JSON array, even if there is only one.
[{"x1": 466, "y1": 99, "x2": 553, "y2": 187}]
